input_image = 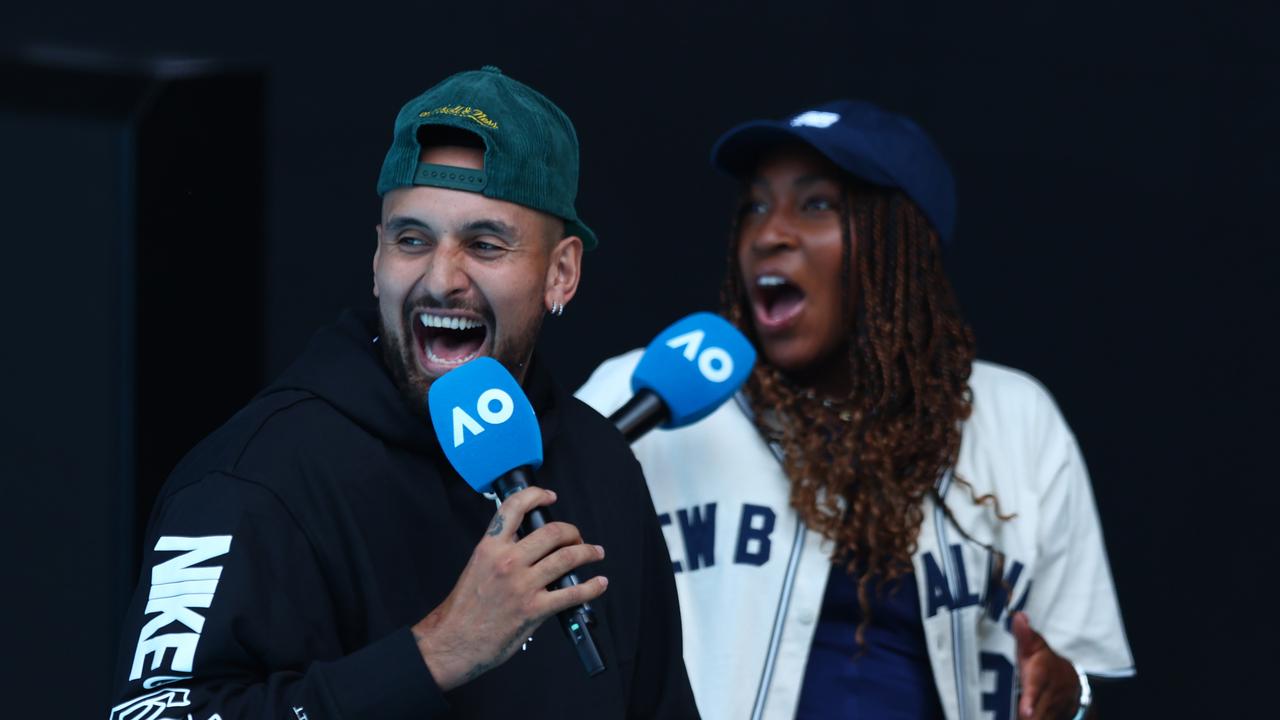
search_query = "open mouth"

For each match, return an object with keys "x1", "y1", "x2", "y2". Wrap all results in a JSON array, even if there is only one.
[
  {"x1": 413, "y1": 311, "x2": 490, "y2": 372},
  {"x1": 752, "y1": 273, "x2": 806, "y2": 330}
]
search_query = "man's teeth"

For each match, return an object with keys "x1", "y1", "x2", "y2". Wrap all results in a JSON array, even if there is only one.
[
  {"x1": 418, "y1": 314, "x2": 483, "y2": 331},
  {"x1": 758, "y1": 275, "x2": 787, "y2": 287},
  {"x1": 425, "y1": 346, "x2": 480, "y2": 366}
]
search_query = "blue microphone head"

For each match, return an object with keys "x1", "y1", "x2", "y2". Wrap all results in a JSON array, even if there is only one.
[
  {"x1": 630, "y1": 312, "x2": 757, "y2": 428},
  {"x1": 427, "y1": 357, "x2": 543, "y2": 493}
]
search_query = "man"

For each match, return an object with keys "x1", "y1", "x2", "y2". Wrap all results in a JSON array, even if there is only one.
[{"x1": 110, "y1": 66, "x2": 698, "y2": 719}]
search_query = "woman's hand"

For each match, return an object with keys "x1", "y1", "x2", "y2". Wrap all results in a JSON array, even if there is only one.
[{"x1": 1013, "y1": 611, "x2": 1086, "y2": 719}]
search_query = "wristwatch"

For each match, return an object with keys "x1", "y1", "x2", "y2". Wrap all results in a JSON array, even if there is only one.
[{"x1": 1069, "y1": 662, "x2": 1092, "y2": 720}]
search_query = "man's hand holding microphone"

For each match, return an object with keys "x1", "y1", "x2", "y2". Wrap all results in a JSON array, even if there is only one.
[{"x1": 410, "y1": 312, "x2": 756, "y2": 689}]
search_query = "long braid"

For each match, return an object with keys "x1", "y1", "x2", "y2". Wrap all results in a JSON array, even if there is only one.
[{"x1": 722, "y1": 179, "x2": 998, "y2": 647}]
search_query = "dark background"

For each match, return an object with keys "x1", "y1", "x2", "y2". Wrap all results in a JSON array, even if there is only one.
[{"x1": 3, "y1": 1, "x2": 1276, "y2": 716}]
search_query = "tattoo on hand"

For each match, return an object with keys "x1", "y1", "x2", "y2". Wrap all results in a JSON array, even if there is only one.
[
  {"x1": 487, "y1": 512, "x2": 505, "y2": 536},
  {"x1": 462, "y1": 616, "x2": 541, "y2": 683}
]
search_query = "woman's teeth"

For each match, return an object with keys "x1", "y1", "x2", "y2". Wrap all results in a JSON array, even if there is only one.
[{"x1": 757, "y1": 275, "x2": 788, "y2": 287}]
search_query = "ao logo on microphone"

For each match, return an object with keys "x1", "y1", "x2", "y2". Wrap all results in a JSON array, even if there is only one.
[
  {"x1": 451, "y1": 388, "x2": 514, "y2": 447},
  {"x1": 428, "y1": 357, "x2": 543, "y2": 490},
  {"x1": 631, "y1": 312, "x2": 756, "y2": 429},
  {"x1": 666, "y1": 329, "x2": 734, "y2": 383}
]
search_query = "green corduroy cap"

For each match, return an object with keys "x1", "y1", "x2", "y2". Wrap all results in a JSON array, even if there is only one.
[{"x1": 377, "y1": 65, "x2": 598, "y2": 250}]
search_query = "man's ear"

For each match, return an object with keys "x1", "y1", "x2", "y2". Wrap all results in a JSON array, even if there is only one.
[
  {"x1": 544, "y1": 234, "x2": 584, "y2": 310},
  {"x1": 372, "y1": 224, "x2": 383, "y2": 298}
]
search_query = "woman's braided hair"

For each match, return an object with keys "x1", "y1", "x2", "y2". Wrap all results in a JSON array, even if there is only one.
[{"x1": 722, "y1": 177, "x2": 995, "y2": 643}]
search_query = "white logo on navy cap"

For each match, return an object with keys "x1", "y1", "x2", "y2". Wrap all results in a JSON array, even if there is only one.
[{"x1": 790, "y1": 111, "x2": 841, "y2": 129}]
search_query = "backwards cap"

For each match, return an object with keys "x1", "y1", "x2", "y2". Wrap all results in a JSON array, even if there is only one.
[{"x1": 378, "y1": 65, "x2": 598, "y2": 250}]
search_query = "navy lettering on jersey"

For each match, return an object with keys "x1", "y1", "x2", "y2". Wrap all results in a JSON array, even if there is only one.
[
  {"x1": 950, "y1": 544, "x2": 981, "y2": 610},
  {"x1": 985, "y1": 560, "x2": 1025, "y2": 622},
  {"x1": 980, "y1": 652, "x2": 1015, "y2": 720},
  {"x1": 1005, "y1": 580, "x2": 1034, "y2": 632},
  {"x1": 922, "y1": 551, "x2": 953, "y2": 618},
  {"x1": 657, "y1": 512, "x2": 683, "y2": 573},
  {"x1": 733, "y1": 504, "x2": 775, "y2": 566},
  {"x1": 677, "y1": 503, "x2": 717, "y2": 571}
]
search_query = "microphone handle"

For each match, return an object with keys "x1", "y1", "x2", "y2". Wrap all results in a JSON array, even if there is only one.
[
  {"x1": 495, "y1": 468, "x2": 605, "y2": 677},
  {"x1": 607, "y1": 389, "x2": 669, "y2": 443}
]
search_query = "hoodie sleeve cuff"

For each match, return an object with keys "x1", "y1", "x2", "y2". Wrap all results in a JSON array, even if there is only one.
[{"x1": 313, "y1": 626, "x2": 449, "y2": 719}]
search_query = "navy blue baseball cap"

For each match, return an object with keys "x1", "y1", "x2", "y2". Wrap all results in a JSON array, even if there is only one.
[{"x1": 711, "y1": 99, "x2": 956, "y2": 244}]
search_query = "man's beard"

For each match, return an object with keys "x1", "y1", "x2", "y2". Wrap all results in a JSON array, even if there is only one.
[{"x1": 378, "y1": 301, "x2": 543, "y2": 415}]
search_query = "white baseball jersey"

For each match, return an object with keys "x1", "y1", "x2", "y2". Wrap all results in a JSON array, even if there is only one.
[{"x1": 577, "y1": 352, "x2": 1134, "y2": 720}]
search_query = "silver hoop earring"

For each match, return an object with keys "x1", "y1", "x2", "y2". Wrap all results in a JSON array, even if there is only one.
[{"x1": 551, "y1": 302, "x2": 564, "y2": 317}]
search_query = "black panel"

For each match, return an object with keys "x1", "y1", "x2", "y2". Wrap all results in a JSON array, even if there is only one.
[{"x1": 0, "y1": 57, "x2": 264, "y2": 718}]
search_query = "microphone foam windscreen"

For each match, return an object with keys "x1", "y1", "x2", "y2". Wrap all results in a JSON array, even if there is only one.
[
  {"x1": 631, "y1": 312, "x2": 757, "y2": 428},
  {"x1": 427, "y1": 357, "x2": 543, "y2": 493}
]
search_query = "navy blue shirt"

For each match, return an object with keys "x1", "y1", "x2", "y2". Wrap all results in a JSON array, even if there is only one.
[{"x1": 796, "y1": 565, "x2": 946, "y2": 719}]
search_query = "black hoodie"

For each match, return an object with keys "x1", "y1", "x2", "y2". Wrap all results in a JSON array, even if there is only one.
[{"x1": 109, "y1": 308, "x2": 700, "y2": 719}]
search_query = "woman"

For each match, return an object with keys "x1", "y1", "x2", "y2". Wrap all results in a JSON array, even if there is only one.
[{"x1": 578, "y1": 100, "x2": 1133, "y2": 720}]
